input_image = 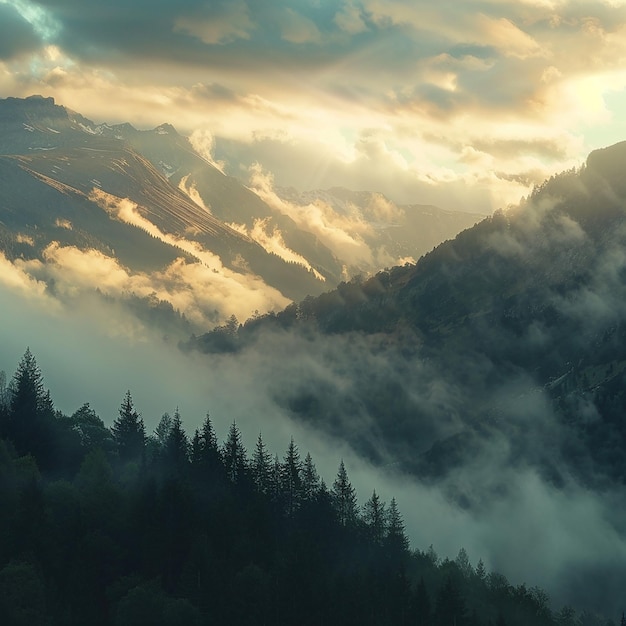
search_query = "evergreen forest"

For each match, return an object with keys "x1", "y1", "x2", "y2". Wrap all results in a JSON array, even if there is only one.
[{"x1": 0, "y1": 349, "x2": 618, "y2": 626}]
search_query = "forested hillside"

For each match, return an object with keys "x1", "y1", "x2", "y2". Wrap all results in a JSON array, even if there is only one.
[
  {"x1": 186, "y1": 142, "x2": 626, "y2": 490},
  {"x1": 0, "y1": 349, "x2": 610, "y2": 626}
]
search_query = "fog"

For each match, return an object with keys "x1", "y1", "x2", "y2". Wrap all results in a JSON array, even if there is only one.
[{"x1": 2, "y1": 264, "x2": 626, "y2": 616}]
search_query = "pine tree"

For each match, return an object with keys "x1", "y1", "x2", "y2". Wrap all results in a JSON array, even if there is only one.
[
  {"x1": 7, "y1": 348, "x2": 45, "y2": 453},
  {"x1": 456, "y1": 547, "x2": 473, "y2": 579},
  {"x1": 331, "y1": 460, "x2": 358, "y2": 527},
  {"x1": 281, "y1": 437, "x2": 303, "y2": 517},
  {"x1": 222, "y1": 420, "x2": 247, "y2": 484},
  {"x1": 302, "y1": 452, "x2": 320, "y2": 501},
  {"x1": 269, "y1": 453, "x2": 282, "y2": 504},
  {"x1": 165, "y1": 407, "x2": 189, "y2": 474},
  {"x1": 386, "y1": 497, "x2": 409, "y2": 555},
  {"x1": 193, "y1": 412, "x2": 222, "y2": 477},
  {"x1": 252, "y1": 432, "x2": 272, "y2": 495},
  {"x1": 363, "y1": 490, "x2": 386, "y2": 544},
  {"x1": 6, "y1": 349, "x2": 55, "y2": 463},
  {"x1": 190, "y1": 429, "x2": 203, "y2": 467},
  {"x1": 111, "y1": 391, "x2": 145, "y2": 463},
  {"x1": 475, "y1": 558, "x2": 487, "y2": 582},
  {"x1": 154, "y1": 412, "x2": 173, "y2": 448}
]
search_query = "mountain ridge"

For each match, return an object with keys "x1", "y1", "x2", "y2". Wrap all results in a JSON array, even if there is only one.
[{"x1": 188, "y1": 139, "x2": 626, "y2": 493}]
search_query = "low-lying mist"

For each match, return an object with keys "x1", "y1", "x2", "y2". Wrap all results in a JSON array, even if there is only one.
[{"x1": 2, "y1": 275, "x2": 625, "y2": 617}]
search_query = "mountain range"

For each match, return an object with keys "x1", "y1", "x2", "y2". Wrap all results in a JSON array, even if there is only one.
[
  {"x1": 0, "y1": 95, "x2": 483, "y2": 333},
  {"x1": 6, "y1": 94, "x2": 626, "y2": 614}
]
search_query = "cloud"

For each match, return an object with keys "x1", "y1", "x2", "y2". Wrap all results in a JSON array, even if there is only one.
[
  {"x1": 229, "y1": 218, "x2": 326, "y2": 281},
  {"x1": 89, "y1": 189, "x2": 291, "y2": 323},
  {"x1": 334, "y1": 0, "x2": 369, "y2": 34},
  {"x1": 173, "y1": 0, "x2": 255, "y2": 45},
  {"x1": 187, "y1": 129, "x2": 226, "y2": 174},
  {"x1": 247, "y1": 163, "x2": 377, "y2": 268},
  {"x1": 279, "y1": 8, "x2": 323, "y2": 44},
  {"x1": 0, "y1": 3, "x2": 42, "y2": 59},
  {"x1": 8, "y1": 0, "x2": 626, "y2": 214},
  {"x1": 0, "y1": 250, "x2": 53, "y2": 305}
]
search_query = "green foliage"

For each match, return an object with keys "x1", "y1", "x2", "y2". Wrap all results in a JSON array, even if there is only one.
[
  {"x1": 0, "y1": 348, "x2": 608, "y2": 626},
  {"x1": 111, "y1": 391, "x2": 145, "y2": 463}
]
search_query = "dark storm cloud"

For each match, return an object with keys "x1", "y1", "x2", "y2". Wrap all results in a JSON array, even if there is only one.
[{"x1": 0, "y1": 3, "x2": 42, "y2": 59}]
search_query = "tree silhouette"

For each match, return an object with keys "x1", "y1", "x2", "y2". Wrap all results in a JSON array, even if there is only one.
[
  {"x1": 252, "y1": 432, "x2": 272, "y2": 495},
  {"x1": 111, "y1": 391, "x2": 145, "y2": 463},
  {"x1": 302, "y1": 451, "x2": 320, "y2": 501},
  {"x1": 222, "y1": 420, "x2": 247, "y2": 484},
  {"x1": 164, "y1": 408, "x2": 189, "y2": 475},
  {"x1": 280, "y1": 437, "x2": 303, "y2": 517},
  {"x1": 7, "y1": 348, "x2": 45, "y2": 453},
  {"x1": 363, "y1": 490, "x2": 386, "y2": 545},
  {"x1": 331, "y1": 460, "x2": 357, "y2": 527}
]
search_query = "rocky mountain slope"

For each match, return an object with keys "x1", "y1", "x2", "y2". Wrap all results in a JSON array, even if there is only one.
[{"x1": 0, "y1": 95, "x2": 483, "y2": 333}]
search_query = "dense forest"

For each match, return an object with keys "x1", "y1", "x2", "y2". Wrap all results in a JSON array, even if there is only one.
[{"x1": 0, "y1": 349, "x2": 619, "y2": 626}]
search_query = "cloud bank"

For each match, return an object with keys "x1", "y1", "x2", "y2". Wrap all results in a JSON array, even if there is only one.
[{"x1": 2, "y1": 1, "x2": 626, "y2": 210}]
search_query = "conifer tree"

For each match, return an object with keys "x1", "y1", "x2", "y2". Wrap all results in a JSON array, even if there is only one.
[
  {"x1": 302, "y1": 452, "x2": 320, "y2": 501},
  {"x1": 252, "y1": 432, "x2": 272, "y2": 495},
  {"x1": 386, "y1": 497, "x2": 409, "y2": 555},
  {"x1": 190, "y1": 429, "x2": 203, "y2": 467},
  {"x1": 331, "y1": 460, "x2": 358, "y2": 527},
  {"x1": 475, "y1": 558, "x2": 487, "y2": 582},
  {"x1": 456, "y1": 547, "x2": 473, "y2": 579},
  {"x1": 111, "y1": 391, "x2": 145, "y2": 463},
  {"x1": 154, "y1": 412, "x2": 173, "y2": 448},
  {"x1": 7, "y1": 348, "x2": 50, "y2": 459},
  {"x1": 222, "y1": 420, "x2": 247, "y2": 484},
  {"x1": 193, "y1": 412, "x2": 222, "y2": 478},
  {"x1": 165, "y1": 407, "x2": 189, "y2": 474},
  {"x1": 269, "y1": 453, "x2": 282, "y2": 504},
  {"x1": 363, "y1": 490, "x2": 386, "y2": 544},
  {"x1": 281, "y1": 437, "x2": 303, "y2": 517}
]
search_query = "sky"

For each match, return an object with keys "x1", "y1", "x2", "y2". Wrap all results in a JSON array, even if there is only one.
[{"x1": 2, "y1": 0, "x2": 626, "y2": 213}]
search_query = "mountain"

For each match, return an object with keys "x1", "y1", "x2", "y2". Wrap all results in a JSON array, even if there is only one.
[
  {"x1": 189, "y1": 140, "x2": 626, "y2": 490},
  {"x1": 103, "y1": 122, "x2": 345, "y2": 284},
  {"x1": 0, "y1": 96, "x2": 339, "y2": 334},
  {"x1": 0, "y1": 95, "x2": 483, "y2": 334}
]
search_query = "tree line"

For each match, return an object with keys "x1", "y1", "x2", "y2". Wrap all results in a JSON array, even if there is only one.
[{"x1": 0, "y1": 349, "x2": 617, "y2": 625}]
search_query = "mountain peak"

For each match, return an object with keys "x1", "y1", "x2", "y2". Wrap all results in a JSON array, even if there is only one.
[
  {"x1": 1, "y1": 94, "x2": 57, "y2": 109},
  {"x1": 154, "y1": 123, "x2": 178, "y2": 135},
  {"x1": 25, "y1": 94, "x2": 55, "y2": 104}
]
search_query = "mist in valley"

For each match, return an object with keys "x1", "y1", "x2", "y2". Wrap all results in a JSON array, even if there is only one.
[{"x1": 2, "y1": 250, "x2": 626, "y2": 618}]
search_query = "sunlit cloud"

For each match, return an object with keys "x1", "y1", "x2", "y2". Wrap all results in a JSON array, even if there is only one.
[
  {"x1": 0, "y1": 250, "x2": 52, "y2": 304},
  {"x1": 2, "y1": 0, "x2": 626, "y2": 213}
]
